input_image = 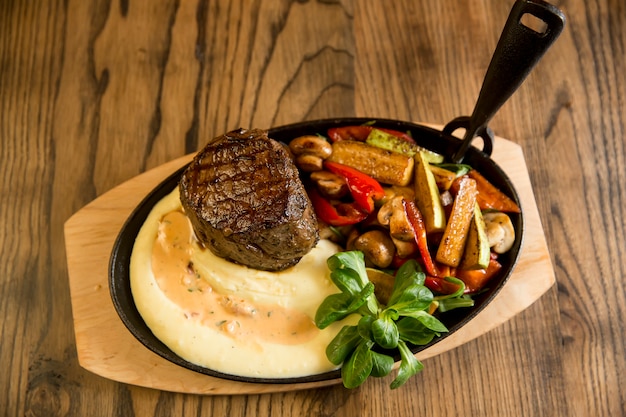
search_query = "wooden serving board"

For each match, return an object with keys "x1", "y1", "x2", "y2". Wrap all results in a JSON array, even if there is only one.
[{"x1": 64, "y1": 134, "x2": 555, "y2": 395}]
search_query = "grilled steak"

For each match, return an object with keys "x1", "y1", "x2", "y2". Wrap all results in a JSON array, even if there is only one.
[{"x1": 179, "y1": 128, "x2": 319, "y2": 271}]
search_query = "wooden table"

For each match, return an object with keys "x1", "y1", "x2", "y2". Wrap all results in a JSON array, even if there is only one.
[{"x1": 2, "y1": 0, "x2": 624, "y2": 416}]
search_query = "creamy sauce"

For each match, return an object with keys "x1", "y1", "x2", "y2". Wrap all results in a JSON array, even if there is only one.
[
  {"x1": 152, "y1": 209, "x2": 319, "y2": 345},
  {"x1": 130, "y1": 188, "x2": 353, "y2": 378}
]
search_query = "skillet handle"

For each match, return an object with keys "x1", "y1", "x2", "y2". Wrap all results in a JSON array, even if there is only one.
[
  {"x1": 443, "y1": 116, "x2": 495, "y2": 157},
  {"x1": 448, "y1": 0, "x2": 566, "y2": 163}
]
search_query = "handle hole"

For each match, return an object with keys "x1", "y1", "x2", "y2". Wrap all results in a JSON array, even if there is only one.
[
  {"x1": 447, "y1": 127, "x2": 489, "y2": 150},
  {"x1": 520, "y1": 13, "x2": 548, "y2": 34}
]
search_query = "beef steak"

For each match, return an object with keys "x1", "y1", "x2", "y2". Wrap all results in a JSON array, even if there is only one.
[{"x1": 179, "y1": 128, "x2": 319, "y2": 271}]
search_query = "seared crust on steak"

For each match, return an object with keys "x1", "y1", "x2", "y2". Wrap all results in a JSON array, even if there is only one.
[{"x1": 179, "y1": 128, "x2": 319, "y2": 271}]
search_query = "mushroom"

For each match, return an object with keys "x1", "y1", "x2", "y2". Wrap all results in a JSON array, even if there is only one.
[
  {"x1": 289, "y1": 135, "x2": 333, "y2": 172},
  {"x1": 376, "y1": 196, "x2": 419, "y2": 259},
  {"x1": 310, "y1": 170, "x2": 349, "y2": 199},
  {"x1": 391, "y1": 236, "x2": 418, "y2": 258},
  {"x1": 295, "y1": 154, "x2": 324, "y2": 171},
  {"x1": 352, "y1": 230, "x2": 396, "y2": 268},
  {"x1": 482, "y1": 211, "x2": 515, "y2": 254},
  {"x1": 377, "y1": 196, "x2": 415, "y2": 242},
  {"x1": 345, "y1": 228, "x2": 361, "y2": 251}
]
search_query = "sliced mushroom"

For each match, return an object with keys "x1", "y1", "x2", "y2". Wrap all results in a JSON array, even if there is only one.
[
  {"x1": 310, "y1": 170, "x2": 349, "y2": 199},
  {"x1": 289, "y1": 135, "x2": 332, "y2": 172},
  {"x1": 482, "y1": 211, "x2": 515, "y2": 254},
  {"x1": 295, "y1": 154, "x2": 324, "y2": 171},
  {"x1": 391, "y1": 236, "x2": 418, "y2": 258},
  {"x1": 377, "y1": 197, "x2": 395, "y2": 227},
  {"x1": 376, "y1": 196, "x2": 418, "y2": 259},
  {"x1": 352, "y1": 230, "x2": 396, "y2": 268},
  {"x1": 289, "y1": 135, "x2": 333, "y2": 158},
  {"x1": 377, "y1": 196, "x2": 414, "y2": 241}
]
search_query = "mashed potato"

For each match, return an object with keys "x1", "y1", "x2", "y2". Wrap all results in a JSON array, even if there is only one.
[{"x1": 130, "y1": 188, "x2": 351, "y2": 378}]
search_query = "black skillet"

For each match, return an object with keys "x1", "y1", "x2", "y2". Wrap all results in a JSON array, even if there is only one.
[{"x1": 109, "y1": 0, "x2": 565, "y2": 385}]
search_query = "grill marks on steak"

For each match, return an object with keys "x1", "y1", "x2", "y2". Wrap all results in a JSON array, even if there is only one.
[{"x1": 179, "y1": 128, "x2": 319, "y2": 271}]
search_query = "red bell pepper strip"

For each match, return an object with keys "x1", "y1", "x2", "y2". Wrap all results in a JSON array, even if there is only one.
[
  {"x1": 328, "y1": 125, "x2": 372, "y2": 142},
  {"x1": 424, "y1": 276, "x2": 462, "y2": 295},
  {"x1": 327, "y1": 125, "x2": 415, "y2": 143},
  {"x1": 436, "y1": 264, "x2": 454, "y2": 278},
  {"x1": 308, "y1": 188, "x2": 367, "y2": 226},
  {"x1": 402, "y1": 199, "x2": 439, "y2": 277},
  {"x1": 391, "y1": 254, "x2": 410, "y2": 269},
  {"x1": 323, "y1": 161, "x2": 385, "y2": 213}
]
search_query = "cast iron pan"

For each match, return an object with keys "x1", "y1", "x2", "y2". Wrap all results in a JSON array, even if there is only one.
[
  {"x1": 109, "y1": 118, "x2": 522, "y2": 384},
  {"x1": 109, "y1": 0, "x2": 564, "y2": 384}
]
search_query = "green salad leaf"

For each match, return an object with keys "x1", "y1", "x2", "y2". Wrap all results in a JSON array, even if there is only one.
[
  {"x1": 315, "y1": 252, "x2": 450, "y2": 389},
  {"x1": 390, "y1": 341, "x2": 424, "y2": 389}
]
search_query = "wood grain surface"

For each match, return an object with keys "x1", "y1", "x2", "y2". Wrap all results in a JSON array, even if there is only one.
[{"x1": 1, "y1": 0, "x2": 624, "y2": 416}]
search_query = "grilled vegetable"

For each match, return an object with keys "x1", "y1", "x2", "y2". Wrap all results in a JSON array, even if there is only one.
[
  {"x1": 483, "y1": 211, "x2": 515, "y2": 253},
  {"x1": 436, "y1": 177, "x2": 478, "y2": 267},
  {"x1": 324, "y1": 161, "x2": 385, "y2": 213},
  {"x1": 456, "y1": 257, "x2": 503, "y2": 293},
  {"x1": 352, "y1": 230, "x2": 396, "y2": 268},
  {"x1": 413, "y1": 151, "x2": 447, "y2": 234},
  {"x1": 308, "y1": 188, "x2": 367, "y2": 226},
  {"x1": 310, "y1": 170, "x2": 349, "y2": 199},
  {"x1": 377, "y1": 196, "x2": 414, "y2": 241},
  {"x1": 467, "y1": 169, "x2": 520, "y2": 213},
  {"x1": 429, "y1": 165, "x2": 457, "y2": 191},
  {"x1": 403, "y1": 199, "x2": 439, "y2": 277},
  {"x1": 365, "y1": 128, "x2": 444, "y2": 163},
  {"x1": 327, "y1": 140, "x2": 414, "y2": 186},
  {"x1": 459, "y1": 203, "x2": 491, "y2": 270}
]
